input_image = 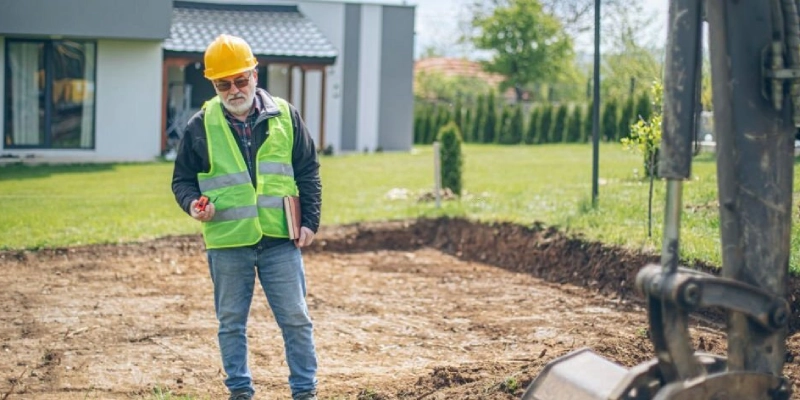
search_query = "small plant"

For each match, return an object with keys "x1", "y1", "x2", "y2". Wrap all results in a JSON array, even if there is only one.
[
  {"x1": 438, "y1": 121, "x2": 464, "y2": 196},
  {"x1": 356, "y1": 387, "x2": 383, "y2": 400},
  {"x1": 635, "y1": 326, "x2": 649, "y2": 338},
  {"x1": 621, "y1": 80, "x2": 664, "y2": 238},
  {"x1": 147, "y1": 386, "x2": 196, "y2": 400},
  {"x1": 621, "y1": 80, "x2": 663, "y2": 178},
  {"x1": 500, "y1": 376, "x2": 519, "y2": 393}
]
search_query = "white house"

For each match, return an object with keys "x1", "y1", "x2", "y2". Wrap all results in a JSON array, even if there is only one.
[{"x1": 0, "y1": 0, "x2": 415, "y2": 163}]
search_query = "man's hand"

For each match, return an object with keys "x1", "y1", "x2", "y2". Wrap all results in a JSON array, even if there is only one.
[
  {"x1": 190, "y1": 198, "x2": 215, "y2": 222},
  {"x1": 295, "y1": 226, "x2": 315, "y2": 248}
]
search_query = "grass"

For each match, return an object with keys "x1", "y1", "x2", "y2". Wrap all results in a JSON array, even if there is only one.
[
  {"x1": 146, "y1": 386, "x2": 203, "y2": 400},
  {"x1": 2, "y1": 143, "x2": 799, "y2": 271}
]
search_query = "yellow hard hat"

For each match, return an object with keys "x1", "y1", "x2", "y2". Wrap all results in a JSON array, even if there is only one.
[{"x1": 203, "y1": 34, "x2": 258, "y2": 80}]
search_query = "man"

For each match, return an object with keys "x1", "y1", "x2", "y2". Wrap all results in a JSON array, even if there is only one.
[{"x1": 171, "y1": 34, "x2": 320, "y2": 400}]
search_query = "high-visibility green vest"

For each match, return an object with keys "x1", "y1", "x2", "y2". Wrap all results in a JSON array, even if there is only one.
[{"x1": 197, "y1": 96, "x2": 299, "y2": 249}]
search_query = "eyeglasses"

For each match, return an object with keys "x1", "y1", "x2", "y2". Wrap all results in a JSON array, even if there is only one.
[{"x1": 213, "y1": 72, "x2": 252, "y2": 91}]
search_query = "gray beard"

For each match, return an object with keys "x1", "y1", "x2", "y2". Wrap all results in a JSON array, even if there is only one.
[{"x1": 221, "y1": 91, "x2": 255, "y2": 115}]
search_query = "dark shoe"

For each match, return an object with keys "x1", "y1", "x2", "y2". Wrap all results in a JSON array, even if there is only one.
[
  {"x1": 229, "y1": 390, "x2": 253, "y2": 400},
  {"x1": 293, "y1": 390, "x2": 317, "y2": 400}
]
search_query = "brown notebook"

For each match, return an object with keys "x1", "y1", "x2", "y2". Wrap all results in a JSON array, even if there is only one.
[{"x1": 284, "y1": 196, "x2": 301, "y2": 240}]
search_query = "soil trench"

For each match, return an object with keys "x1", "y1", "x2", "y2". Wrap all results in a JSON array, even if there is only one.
[{"x1": 1, "y1": 217, "x2": 799, "y2": 399}]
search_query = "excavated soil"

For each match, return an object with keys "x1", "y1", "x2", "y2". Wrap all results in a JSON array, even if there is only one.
[{"x1": 2, "y1": 217, "x2": 800, "y2": 399}]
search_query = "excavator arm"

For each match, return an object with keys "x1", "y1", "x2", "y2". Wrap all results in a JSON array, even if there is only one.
[{"x1": 523, "y1": 0, "x2": 797, "y2": 398}]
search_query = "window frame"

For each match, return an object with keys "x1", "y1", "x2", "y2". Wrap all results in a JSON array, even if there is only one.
[{"x1": 4, "y1": 37, "x2": 98, "y2": 150}]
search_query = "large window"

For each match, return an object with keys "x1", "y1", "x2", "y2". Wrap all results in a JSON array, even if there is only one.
[{"x1": 4, "y1": 39, "x2": 96, "y2": 149}]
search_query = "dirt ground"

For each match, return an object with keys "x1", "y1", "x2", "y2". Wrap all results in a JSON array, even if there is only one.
[{"x1": 2, "y1": 218, "x2": 800, "y2": 399}]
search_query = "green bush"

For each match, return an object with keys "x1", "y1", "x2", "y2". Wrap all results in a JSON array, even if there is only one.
[
  {"x1": 423, "y1": 107, "x2": 435, "y2": 144},
  {"x1": 453, "y1": 99, "x2": 464, "y2": 135},
  {"x1": 463, "y1": 108, "x2": 473, "y2": 143},
  {"x1": 525, "y1": 106, "x2": 540, "y2": 144},
  {"x1": 635, "y1": 90, "x2": 652, "y2": 123},
  {"x1": 551, "y1": 104, "x2": 569, "y2": 143},
  {"x1": 566, "y1": 105, "x2": 583, "y2": 143},
  {"x1": 496, "y1": 105, "x2": 511, "y2": 143},
  {"x1": 499, "y1": 104, "x2": 524, "y2": 144},
  {"x1": 438, "y1": 122, "x2": 464, "y2": 196},
  {"x1": 582, "y1": 101, "x2": 593, "y2": 143},
  {"x1": 472, "y1": 95, "x2": 485, "y2": 143},
  {"x1": 601, "y1": 99, "x2": 619, "y2": 141},
  {"x1": 618, "y1": 97, "x2": 636, "y2": 140},
  {"x1": 483, "y1": 92, "x2": 498, "y2": 143},
  {"x1": 537, "y1": 104, "x2": 553, "y2": 144}
]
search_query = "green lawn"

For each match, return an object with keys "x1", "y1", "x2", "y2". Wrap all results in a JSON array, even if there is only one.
[{"x1": 1, "y1": 143, "x2": 799, "y2": 271}]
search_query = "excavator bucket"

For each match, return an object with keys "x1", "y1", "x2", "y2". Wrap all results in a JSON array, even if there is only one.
[{"x1": 521, "y1": 348, "x2": 629, "y2": 400}]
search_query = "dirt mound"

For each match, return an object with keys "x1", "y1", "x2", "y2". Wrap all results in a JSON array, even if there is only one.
[{"x1": 313, "y1": 217, "x2": 800, "y2": 332}]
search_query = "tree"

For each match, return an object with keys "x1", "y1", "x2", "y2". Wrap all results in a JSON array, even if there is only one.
[
  {"x1": 618, "y1": 97, "x2": 635, "y2": 140},
  {"x1": 551, "y1": 104, "x2": 569, "y2": 143},
  {"x1": 468, "y1": 0, "x2": 629, "y2": 42},
  {"x1": 499, "y1": 104, "x2": 524, "y2": 144},
  {"x1": 566, "y1": 105, "x2": 583, "y2": 143},
  {"x1": 463, "y1": 108, "x2": 474, "y2": 143},
  {"x1": 525, "y1": 107, "x2": 540, "y2": 144},
  {"x1": 483, "y1": 92, "x2": 498, "y2": 143},
  {"x1": 621, "y1": 81, "x2": 663, "y2": 237},
  {"x1": 423, "y1": 107, "x2": 436, "y2": 144},
  {"x1": 622, "y1": 81, "x2": 663, "y2": 178},
  {"x1": 472, "y1": 95, "x2": 485, "y2": 142},
  {"x1": 600, "y1": 3, "x2": 664, "y2": 100},
  {"x1": 471, "y1": 0, "x2": 574, "y2": 102},
  {"x1": 601, "y1": 99, "x2": 618, "y2": 142},
  {"x1": 413, "y1": 105, "x2": 424, "y2": 144},
  {"x1": 436, "y1": 106, "x2": 453, "y2": 139},
  {"x1": 453, "y1": 98, "x2": 465, "y2": 134},
  {"x1": 635, "y1": 90, "x2": 652, "y2": 123},
  {"x1": 537, "y1": 104, "x2": 554, "y2": 144},
  {"x1": 438, "y1": 122, "x2": 464, "y2": 196},
  {"x1": 582, "y1": 100, "x2": 592, "y2": 143}
]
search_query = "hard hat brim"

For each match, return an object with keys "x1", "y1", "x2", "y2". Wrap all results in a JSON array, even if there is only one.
[{"x1": 204, "y1": 60, "x2": 258, "y2": 81}]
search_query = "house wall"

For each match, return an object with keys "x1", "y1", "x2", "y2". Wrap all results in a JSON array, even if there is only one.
[
  {"x1": 0, "y1": 39, "x2": 163, "y2": 161},
  {"x1": 302, "y1": 69, "x2": 324, "y2": 146},
  {"x1": 293, "y1": 2, "x2": 346, "y2": 152},
  {"x1": 287, "y1": 0, "x2": 415, "y2": 153},
  {"x1": 340, "y1": 4, "x2": 361, "y2": 152},
  {"x1": 94, "y1": 41, "x2": 163, "y2": 161},
  {"x1": 379, "y1": 6, "x2": 415, "y2": 151},
  {"x1": 357, "y1": 4, "x2": 383, "y2": 152},
  {"x1": 0, "y1": 37, "x2": 4, "y2": 152}
]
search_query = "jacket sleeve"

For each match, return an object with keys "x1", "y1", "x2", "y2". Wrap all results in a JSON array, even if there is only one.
[
  {"x1": 171, "y1": 112, "x2": 209, "y2": 215},
  {"x1": 289, "y1": 105, "x2": 322, "y2": 233}
]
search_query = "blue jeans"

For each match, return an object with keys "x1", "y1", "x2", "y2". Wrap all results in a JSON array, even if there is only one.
[{"x1": 207, "y1": 241, "x2": 318, "y2": 397}]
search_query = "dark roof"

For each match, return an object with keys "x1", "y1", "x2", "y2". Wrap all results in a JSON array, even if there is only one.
[{"x1": 164, "y1": 1, "x2": 338, "y2": 64}]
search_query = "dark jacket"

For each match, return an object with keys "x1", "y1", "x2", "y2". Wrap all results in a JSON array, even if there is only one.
[{"x1": 171, "y1": 88, "x2": 322, "y2": 238}]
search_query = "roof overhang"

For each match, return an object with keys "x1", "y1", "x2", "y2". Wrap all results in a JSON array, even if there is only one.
[{"x1": 164, "y1": 1, "x2": 338, "y2": 66}]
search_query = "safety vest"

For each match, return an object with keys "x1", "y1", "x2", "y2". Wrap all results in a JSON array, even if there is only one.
[{"x1": 197, "y1": 96, "x2": 298, "y2": 249}]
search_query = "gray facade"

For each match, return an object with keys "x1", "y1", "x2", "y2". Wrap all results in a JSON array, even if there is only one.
[
  {"x1": 0, "y1": 0, "x2": 172, "y2": 40},
  {"x1": 340, "y1": 4, "x2": 362, "y2": 152},
  {"x1": 378, "y1": 6, "x2": 414, "y2": 151}
]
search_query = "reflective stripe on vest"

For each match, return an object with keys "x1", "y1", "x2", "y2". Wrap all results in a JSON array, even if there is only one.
[{"x1": 198, "y1": 95, "x2": 298, "y2": 249}]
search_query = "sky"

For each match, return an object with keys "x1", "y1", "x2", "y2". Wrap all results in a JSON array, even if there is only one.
[{"x1": 409, "y1": 0, "x2": 671, "y2": 59}]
